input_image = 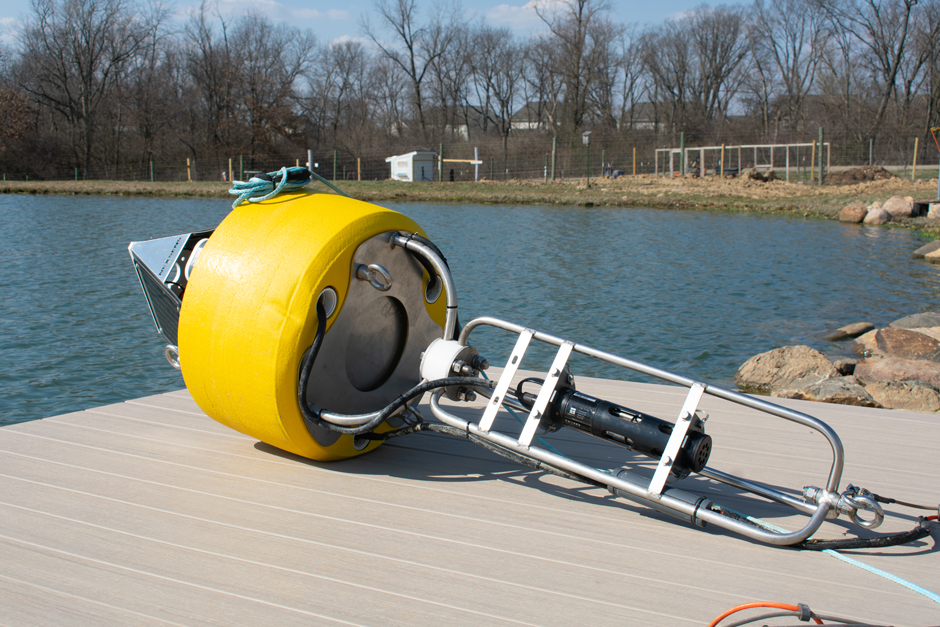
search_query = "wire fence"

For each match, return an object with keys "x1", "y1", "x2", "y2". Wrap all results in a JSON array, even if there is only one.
[{"x1": 3, "y1": 133, "x2": 940, "y2": 184}]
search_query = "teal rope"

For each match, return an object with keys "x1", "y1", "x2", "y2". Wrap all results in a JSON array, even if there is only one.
[
  {"x1": 228, "y1": 166, "x2": 349, "y2": 209},
  {"x1": 719, "y1": 505, "x2": 940, "y2": 605},
  {"x1": 822, "y1": 549, "x2": 940, "y2": 604}
]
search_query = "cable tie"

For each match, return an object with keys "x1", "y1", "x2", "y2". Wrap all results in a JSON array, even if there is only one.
[{"x1": 796, "y1": 603, "x2": 811, "y2": 622}]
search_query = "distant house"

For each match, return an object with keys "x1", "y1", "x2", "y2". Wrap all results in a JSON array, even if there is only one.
[
  {"x1": 622, "y1": 103, "x2": 664, "y2": 131},
  {"x1": 510, "y1": 102, "x2": 551, "y2": 131},
  {"x1": 385, "y1": 151, "x2": 437, "y2": 182}
]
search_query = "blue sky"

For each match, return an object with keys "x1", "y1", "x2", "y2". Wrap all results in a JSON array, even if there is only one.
[{"x1": 0, "y1": 0, "x2": 733, "y2": 48}]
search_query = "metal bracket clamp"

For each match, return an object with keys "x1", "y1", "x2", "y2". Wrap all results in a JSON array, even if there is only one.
[
  {"x1": 479, "y1": 330, "x2": 534, "y2": 432},
  {"x1": 648, "y1": 383, "x2": 706, "y2": 496},
  {"x1": 518, "y1": 341, "x2": 575, "y2": 447}
]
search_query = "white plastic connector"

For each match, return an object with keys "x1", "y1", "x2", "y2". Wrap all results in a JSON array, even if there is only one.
[{"x1": 419, "y1": 339, "x2": 466, "y2": 382}]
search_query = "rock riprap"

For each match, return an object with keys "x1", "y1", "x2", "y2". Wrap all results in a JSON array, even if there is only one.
[
  {"x1": 772, "y1": 375, "x2": 880, "y2": 407},
  {"x1": 864, "y1": 381, "x2": 940, "y2": 413},
  {"x1": 823, "y1": 322, "x2": 873, "y2": 341},
  {"x1": 736, "y1": 312, "x2": 940, "y2": 412},
  {"x1": 839, "y1": 202, "x2": 867, "y2": 223},
  {"x1": 734, "y1": 345, "x2": 837, "y2": 393}
]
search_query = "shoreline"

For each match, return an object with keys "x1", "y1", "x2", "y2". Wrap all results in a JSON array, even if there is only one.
[{"x1": 3, "y1": 176, "x2": 939, "y2": 237}]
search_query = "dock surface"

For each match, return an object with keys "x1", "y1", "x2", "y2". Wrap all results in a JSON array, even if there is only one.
[{"x1": 0, "y1": 376, "x2": 937, "y2": 625}]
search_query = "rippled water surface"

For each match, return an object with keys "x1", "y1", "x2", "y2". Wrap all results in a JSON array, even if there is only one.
[{"x1": 3, "y1": 194, "x2": 940, "y2": 425}]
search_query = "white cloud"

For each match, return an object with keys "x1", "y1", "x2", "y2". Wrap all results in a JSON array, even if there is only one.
[
  {"x1": 485, "y1": 0, "x2": 569, "y2": 31},
  {"x1": 326, "y1": 9, "x2": 349, "y2": 19},
  {"x1": 329, "y1": 34, "x2": 370, "y2": 47},
  {"x1": 0, "y1": 16, "x2": 19, "y2": 45},
  {"x1": 291, "y1": 8, "x2": 322, "y2": 18},
  {"x1": 485, "y1": 2, "x2": 541, "y2": 30}
]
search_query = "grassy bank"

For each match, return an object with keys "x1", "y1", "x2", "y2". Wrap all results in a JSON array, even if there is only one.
[{"x1": 3, "y1": 175, "x2": 939, "y2": 236}]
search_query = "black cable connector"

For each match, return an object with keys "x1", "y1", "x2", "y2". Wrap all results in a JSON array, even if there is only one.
[{"x1": 794, "y1": 517, "x2": 935, "y2": 551}]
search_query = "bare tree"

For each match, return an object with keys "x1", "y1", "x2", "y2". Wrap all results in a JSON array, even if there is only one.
[
  {"x1": 533, "y1": 0, "x2": 621, "y2": 137},
  {"x1": 747, "y1": 0, "x2": 825, "y2": 137},
  {"x1": 362, "y1": 0, "x2": 457, "y2": 137},
  {"x1": 182, "y1": 2, "x2": 238, "y2": 158},
  {"x1": 19, "y1": 0, "x2": 159, "y2": 172},
  {"x1": 231, "y1": 13, "x2": 315, "y2": 157},
  {"x1": 819, "y1": 0, "x2": 919, "y2": 141},
  {"x1": 641, "y1": 5, "x2": 747, "y2": 140},
  {"x1": 467, "y1": 24, "x2": 524, "y2": 169}
]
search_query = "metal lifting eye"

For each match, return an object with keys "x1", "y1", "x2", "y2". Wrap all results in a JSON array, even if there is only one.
[{"x1": 356, "y1": 263, "x2": 392, "y2": 291}]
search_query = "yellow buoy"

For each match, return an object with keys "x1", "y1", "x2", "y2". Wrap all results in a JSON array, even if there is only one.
[{"x1": 178, "y1": 191, "x2": 446, "y2": 461}]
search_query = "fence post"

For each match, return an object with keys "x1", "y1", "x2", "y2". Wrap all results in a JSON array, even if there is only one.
[
  {"x1": 333, "y1": 150, "x2": 337, "y2": 181},
  {"x1": 912, "y1": 137, "x2": 919, "y2": 182},
  {"x1": 228, "y1": 158, "x2": 232, "y2": 183},
  {"x1": 186, "y1": 158, "x2": 191, "y2": 182},
  {"x1": 817, "y1": 127, "x2": 825, "y2": 185},
  {"x1": 679, "y1": 132, "x2": 686, "y2": 176},
  {"x1": 551, "y1": 137, "x2": 556, "y2": 182},
  {"x1": 600, "y1": 149, "x2": 605, "y2": 178},
  {"x1": 438, "y1": 143, "x2": 443, "y2": 182},
  {"x1": 633, "y1": 147, "x2": 636, "y2": 176},
  {"x1": 810, "y1": 139, "x2": 816, "y2": 182},
  {"x1": 357, "y1": 157, "x2": 361, "y2": 181},
  {"x1": 239, "y1": 155, "x2": 244, "y2": 180}
]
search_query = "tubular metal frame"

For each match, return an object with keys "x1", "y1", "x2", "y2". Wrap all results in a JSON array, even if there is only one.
[
  {"x1": 446, "y1": 316, "x2": 857, "y2": 545},
  {"x1": 317, "y1": 233, "x2": 881, "y2": 544}
]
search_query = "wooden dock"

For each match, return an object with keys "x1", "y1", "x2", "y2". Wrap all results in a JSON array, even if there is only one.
[{"x1": 1, "y1": 375, "x2": 937, "y2": 626}]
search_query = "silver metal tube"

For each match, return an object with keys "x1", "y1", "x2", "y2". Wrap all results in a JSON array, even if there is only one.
[
  {"x1": 429, "y1": 392, "x2": 831, "y2": 545},
  {"x1": 391, "y1": 234, "x2": 458, "y2": 341},
  {"x1": 319, "y1": 409, "x2": 381, "y2": 426},
  {"x1": 459, "y1": 316, "x2": 845, "y2": 493},
  {"x1": 700, "y1": 467, "x2": 816, "y2": 514}
]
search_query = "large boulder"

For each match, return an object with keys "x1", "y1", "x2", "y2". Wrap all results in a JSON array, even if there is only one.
[
  {"x1": 865, "y1": 380, "x2": 940, "y2": 412},
  {"x1": 874, "y1": 327, "x2": 940, "y2": 360},
  {"x1": 925, "y1": 249, "x2": 940, "y2": 264},
  {"x1": 772, "y1": 375, "x2": 880, "y2": 407},
  {"x1": 854, "y1": 358, "x2": 940, "y2": 388},
  {"x1": 912, "y1": 240, "x2": 940, "y2": 258},
  {"x1": 882, "y1": 195, "x2": 915, "y2": 218},
  {"x1": 907, "y1": 326, "x2": 940, "y2": 342},
  {"x1": 889, "y1": 312, "x2": 940, "y2": 329},
  {"x1": 735, "y1": 345, "x2": 838, "y2": 393},
  {"x1": 928, "y1": 203, "x2": 940, "y2": 220},
  {"x1": 824, "y1": 322, "x2": 874, "y2": 341},
  {"x1": 850, "y1": 329, "x2": 879, "y2": 357},
  {"x1": 839, "y1": 202, "x2": 868, "y2": 223},
  {"x1": 863, "y1": 207, "x2": 893, "y2": 225}
]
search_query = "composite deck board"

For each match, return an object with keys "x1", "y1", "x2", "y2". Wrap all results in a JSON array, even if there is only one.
[{"x1": 0, "y1": 378, "x2": 937, "y2": 626}]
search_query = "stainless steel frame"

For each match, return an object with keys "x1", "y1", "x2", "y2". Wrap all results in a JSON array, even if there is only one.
[
  {"x1": 432, "y1": 316, "x2": 881, "y2": 545},
  {"x1": 311, "y1": 231, "x2": 881, "y2": 545}
]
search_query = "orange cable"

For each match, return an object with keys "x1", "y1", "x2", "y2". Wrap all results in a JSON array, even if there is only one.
[{"x1": 708, "y1": 602, "x2": 824, "y2": 627}]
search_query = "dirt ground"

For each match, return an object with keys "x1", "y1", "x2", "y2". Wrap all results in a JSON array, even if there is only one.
[{"x1": 3, "y1": 172, "x2": 939, "y2": 235}]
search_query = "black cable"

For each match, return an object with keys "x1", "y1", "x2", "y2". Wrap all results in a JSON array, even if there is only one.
[
  {"x1": 794, "y1": 517, "x2": 935, "y2": 551},
  {"x1": 296, "y1": 293, "x2": 493, "y2": 435},
  {"x1": 513, "y1": 377, "x2": 544, "y2": 409},
  {"x1": 871, "y1": 492, "x2": 938, "y2": 511}
]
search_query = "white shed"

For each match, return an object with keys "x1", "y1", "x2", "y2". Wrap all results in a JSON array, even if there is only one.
[{"x1": 385, "y1": 151, "x2": 437, "y2": 182}]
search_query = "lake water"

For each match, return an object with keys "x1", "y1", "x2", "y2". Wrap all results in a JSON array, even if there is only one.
[{"x1": 2, "y1": 194, "x2": 939, "y2": 426}]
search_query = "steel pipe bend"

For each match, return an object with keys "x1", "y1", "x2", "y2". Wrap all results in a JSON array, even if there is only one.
[{"x1": 178, "y1": 192, "x2": 447, "y2": 461}]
